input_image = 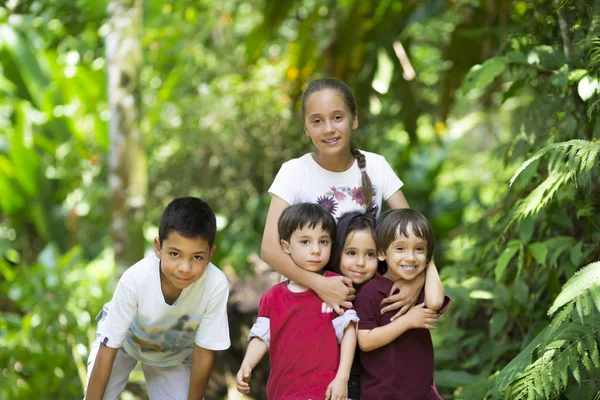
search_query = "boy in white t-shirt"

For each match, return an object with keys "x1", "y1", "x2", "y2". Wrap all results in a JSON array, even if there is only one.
[{"x1": 84, "y1": 197, "x2": 230, "y2": 400}]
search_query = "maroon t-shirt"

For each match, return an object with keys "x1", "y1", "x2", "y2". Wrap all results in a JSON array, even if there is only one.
[{"x1": 355, "y1": 273, "x2": 450, "y2": 400}]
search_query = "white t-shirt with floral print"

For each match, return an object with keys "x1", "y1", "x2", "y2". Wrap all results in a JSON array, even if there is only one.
[{"x1": 268, "y1": 150, "x2": 403, "y2": 219}]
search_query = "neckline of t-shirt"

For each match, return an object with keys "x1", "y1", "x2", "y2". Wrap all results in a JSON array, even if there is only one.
[{"x1": 307, "y1": 153, "x2": 358, "y2": 174}]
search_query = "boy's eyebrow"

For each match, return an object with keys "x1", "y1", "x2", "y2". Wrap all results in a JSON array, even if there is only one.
[
  {"x1": 167, "y1": 246, "x2": 208, "y2": 254},
  {"x1": 295, "y1": 234, "x2": 331, "y2": 239}
]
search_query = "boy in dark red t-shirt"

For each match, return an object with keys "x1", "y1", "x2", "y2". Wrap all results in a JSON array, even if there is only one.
[{"x1": 355, "y1": 209, "x2": 450, "y2": 400}]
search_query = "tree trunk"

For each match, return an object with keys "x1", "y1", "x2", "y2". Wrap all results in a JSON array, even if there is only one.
[{"x1": 106, "y1": 0, "x2": 147, "y2": 272}]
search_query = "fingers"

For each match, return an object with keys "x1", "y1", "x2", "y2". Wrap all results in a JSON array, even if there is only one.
[
  {"x1": 332, "y1": 304, "x2": 344, "y2": 316},
  {"x1": 322, "y1": 302, "x2": 334, "y2": 314},
  {"x1": 341, "y1": 276, "x2": 354, "y2": 288},
  {"x1": 325, "y1": 385, "x2": 332, "y2": 400},
  {"x1": 380, "y1": 293, "x2": 403, "y2": 305}
]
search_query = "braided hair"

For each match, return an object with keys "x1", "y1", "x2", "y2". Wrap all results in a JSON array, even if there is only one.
[{"x1": 301, "y1": 78, "x2": 376, "y2": 216}]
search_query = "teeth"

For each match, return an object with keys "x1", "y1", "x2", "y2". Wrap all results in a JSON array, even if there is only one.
[{"x1": 402, "y1": 265, "x2": 417, "y2": 270}]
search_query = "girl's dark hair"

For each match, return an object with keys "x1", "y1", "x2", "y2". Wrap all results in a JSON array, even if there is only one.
[
  {"x1": 278, "y1": 203, "x2": 336, "y2": 243},
  {"x1": 329, "y1": 211, "x2": 385, "y2": 275},
  {"x1": 301, "y1": 77, "x2": 376, "y2": 216},
  {"x1": 159, "y1": 197, "x2": 217, "y2": 247},
  {"x1": 376, "y1": 209, "x2": 435, "y2": 263}
]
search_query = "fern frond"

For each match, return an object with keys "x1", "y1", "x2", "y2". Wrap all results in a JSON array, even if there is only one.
[
  {"x1": 510, "y1": 170, "x2": 573, "y2": 221},
  {"x1": 509, "y1": 139, "x2": 600, "y2": 187},
  {"x1": 548, "y1": 261, "x2": 600, "y2": 315},
  {"x1": 476, "y1": 261, "x2": 600, "y2": 399}
]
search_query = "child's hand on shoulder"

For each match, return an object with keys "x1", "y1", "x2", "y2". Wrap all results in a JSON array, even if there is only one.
[
  {"x1": 325, "y1": 376, "x2": 349, "y2": 400},
  {"x1": 236, "y1": 364, "x2": 253, "y2": 394},
  {"x1": 401, "y1": 303, "x2": 439, "y2": 330}
]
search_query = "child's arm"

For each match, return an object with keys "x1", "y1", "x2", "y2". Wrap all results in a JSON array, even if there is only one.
[
  {"x1": 85, "y1": 344, "x2": 119, "y2": 400},
  {"x1": 261, "y1": 195, "x2": 355, "y2": 313},
  {"x1": 236, "y1": 338, "x2": 269, "y2": 395},
  {"x1": 326, "y1": 323, "x2": 356, "y2": 400},
  {"x1": 357, "y1": 304, "x2": 439, "y2": 352},
  {"x1": 424, "y1": 259, "x2": 445, "y2": 311},
  {"x1": 187, "y1": 344, "x2": 214, "y2": 400}
]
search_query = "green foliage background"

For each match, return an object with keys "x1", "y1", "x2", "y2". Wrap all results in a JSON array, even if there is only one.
[{"x1": 0, "y1": 0, "x2": 599, "y2": 399}]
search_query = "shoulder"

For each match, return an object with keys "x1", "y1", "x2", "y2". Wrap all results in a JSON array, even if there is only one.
[
  {"x1": 200, "y1": 263, "x2": 229, "y2": 292},
  {"x1": 278, "y1": 153, "x2": 313, "y2": 170},
  {"x1": 120, "y1": 254, "x2": 159, "y2": 284},
  {"x1": 259, "y1": 282, "x2": 286, "y2": 304},
  {"x1": 359, "y1": 150, "x2": 389, "y2": 165},
  {"x1": 356, "y1": 274, "x2": 387, "y2": 302}
]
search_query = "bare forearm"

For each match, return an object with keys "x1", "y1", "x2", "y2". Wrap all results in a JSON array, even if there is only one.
[
  {"x1": 188, "y1": 346, "x2": 214, "y2": 400},
  {"x1": 336, "y1": 324, "x2": 356, "y2": 380},
  {"x1": 86, "y1": 345, "x2": 118, "y2": 400},
  {"x1": 424, "y1": 262, "x2": 444, "y2": 311},
  {"x1": 240, "y1": 338, "x2": 268, "y2": 370},
  {"x1": 357, "y1": 318, "x2": 411, "y2": 352}
]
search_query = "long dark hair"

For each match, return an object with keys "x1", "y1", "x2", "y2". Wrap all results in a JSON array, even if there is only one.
[
  {"x1": 301, "y1": 77, "x2": 376, "y2": 216},
  {"x1": 329, "y1": 211, "x2": 385, "y2": 275}
]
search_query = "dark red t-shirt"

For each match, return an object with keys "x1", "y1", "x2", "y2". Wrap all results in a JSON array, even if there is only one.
[
  {"x1": 259, "y1": 271, "x2": 341, "y2": 399},
  {"x1": 355, "y1": 273, "x2": 450, "y2": 400}
]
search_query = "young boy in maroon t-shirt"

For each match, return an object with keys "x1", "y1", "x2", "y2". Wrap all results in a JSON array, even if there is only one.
[
  {"x1": 236, "y1": 203, "x2": 359, "y2": 399},
  {"x1": 355, "y1": 209, "x2": 450, "y2": 400}
]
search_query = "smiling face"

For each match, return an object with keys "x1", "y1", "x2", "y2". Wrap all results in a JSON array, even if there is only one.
[
  {"x1": 303, "y1": 88, "x2": 358, "y2": 159},
  {"x1": 379, "y1": 222, "x2": 428, "y2": 282},
  {"x1": 154, "y1": 231, "x2": 215, "y2": 300},
  {"x1": 339, "y1": 229, "x2": 379, "y2": 286},
  {"x1": 281, "y1": 222, "x2": 332, "y2": 273}
]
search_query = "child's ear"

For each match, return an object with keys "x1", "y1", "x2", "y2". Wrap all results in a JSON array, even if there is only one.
[
  {"x1": 378, "y1": 252, "x2": 386, "y2": 262},
  {"x1": 281, "y1": 239, "x2": 291, "y2": 254},
  {"x1": 208, "y1": 245, "x2": 216, "y2": 260},
  {"x1": 352, "y1": 115, "x2": 359, "y2": 130},
  {"x1": 153, "y1": 237, "x2": 161, "y2": 258}
]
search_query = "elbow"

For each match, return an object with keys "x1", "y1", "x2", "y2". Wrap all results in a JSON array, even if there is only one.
[
  {"x1": 357, "y1": 338, "x2": 375, "y2": 353},
  {"x1": 426, "y1": 294, "x2": 445, "y2": 312}
]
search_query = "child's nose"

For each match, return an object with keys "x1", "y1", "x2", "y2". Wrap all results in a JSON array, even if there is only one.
[
  {"x1": 310, "y1": 245, "x2": 321, "y2": 254},
  {"x1": 324, "y1": 120, "x2": 334, "y2": 132},
  {"x1": 178, "y1": 260, "x2": 192, "y2": 272}
]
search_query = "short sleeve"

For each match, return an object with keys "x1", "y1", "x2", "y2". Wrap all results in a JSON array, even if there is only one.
[
  {"x1": 248, "y1": 317, "x2": 271, "y2": 347},
  {"x1": 332, "y1": 310, "x2": 359, "y2": 343},
  {"x1": 268, "y1": 161, "x2": 296, "y2": 206},
  {"x1": 194, "y1": 280, "x2": 231, "y2": 351},
  {"x1": 354, "y1": 286, "x2": 382, "y2": 331},
  {"x1": 257, "y1": 290, "x2": 271, "y2": 318},
  {"x1": 437, "y1": 296, "x2": 451, "y2": 315},
  {"x1": 101, "y1": 272, "x2": 138, "y2": 348},
  {"x1": 378, "y1": 155, "x2": 403, "y2": 200}
]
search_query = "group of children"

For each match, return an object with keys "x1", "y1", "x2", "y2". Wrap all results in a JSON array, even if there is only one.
[
  {"x1": 84, "y1": 78, "x2": 449, "y2": 399},
  {"x1": 236, "y1": 205, "x2": 449, "y2": 400}
]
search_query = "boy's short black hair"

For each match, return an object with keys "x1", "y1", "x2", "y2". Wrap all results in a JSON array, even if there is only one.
[
  {"x1": 376, "y1": 209, "x2": 435, "y2": 263},
  {"x1": 159, "y1": 197, "x2": 217, "y2": 247},
  {"x1": 278, "y1": 203, "x2": 336, "y2": 242}
]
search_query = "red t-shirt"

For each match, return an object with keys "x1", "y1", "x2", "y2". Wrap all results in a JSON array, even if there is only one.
[
  {"x1": 355, "y1": 273, "x2": 451, "y2": 400},
  {"x1": 259, "y1": 271, "x2": 341, "y2": 399}
]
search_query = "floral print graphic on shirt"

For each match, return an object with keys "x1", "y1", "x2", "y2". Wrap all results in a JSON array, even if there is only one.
[{"x1": 316, "y1": 185, "x2": 378, "y2": 217}]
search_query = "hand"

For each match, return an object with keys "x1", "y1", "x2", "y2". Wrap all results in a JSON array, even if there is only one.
[
  {"x1": 380, "y1": 274, "x2": 424, "y2": 320},
  {"x1": 401, "y1": 303, "x2": 439, "y2": 330},
  {"x1": 236, "y1": 364, "x2": 252, "y2": 394},
  {"x1": 315, "y1": 275, "x2": 355, "y2": 315},
  {"x1": 325, "y1": 376, "x2": 348, "y2": 400}
]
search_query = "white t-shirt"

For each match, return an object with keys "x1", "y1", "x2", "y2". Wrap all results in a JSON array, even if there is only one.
[
  {"x1": 99, "y1": 254, "x2": 231, "y2": 367},
  {"x1": 268, "y1": 150, "x2": 403, "y2": 219}
]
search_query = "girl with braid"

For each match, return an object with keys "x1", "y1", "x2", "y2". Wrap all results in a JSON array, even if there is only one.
[{"x1": 261, "y1": 77, "x2": 436, "y2": 319}]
